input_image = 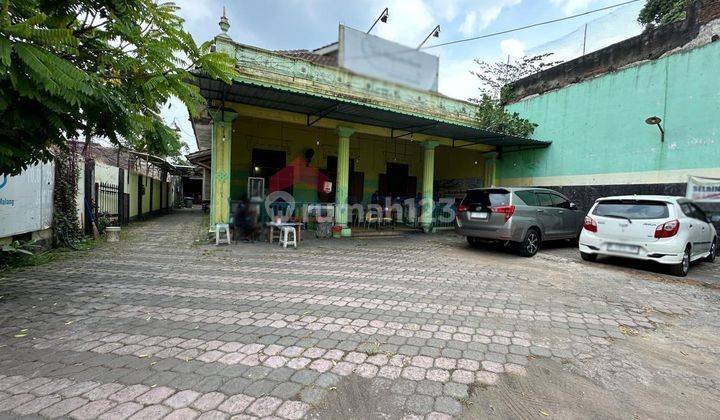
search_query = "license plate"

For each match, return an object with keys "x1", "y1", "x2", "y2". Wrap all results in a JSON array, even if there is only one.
[
  {"x1": 607, "y1": 243, "x2": 640, "y2": 254},
  {"x1": 469, "y1": 212, "x2": 489, "y2": 220}
]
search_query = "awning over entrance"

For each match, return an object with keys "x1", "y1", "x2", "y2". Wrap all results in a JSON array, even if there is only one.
[{"x1": 193, "y1": 76, "x2": 551, "y2": 152}]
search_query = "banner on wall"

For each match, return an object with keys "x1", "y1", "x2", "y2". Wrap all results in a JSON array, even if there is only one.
[
  {"x1": 686, "y1": 176, "x2": 720, "y2": 202},
  {"x1": 0, "y1": 162, "x2": 55, "y2": 237}
]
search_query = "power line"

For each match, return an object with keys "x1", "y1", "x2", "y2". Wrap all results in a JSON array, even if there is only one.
[{"x1": 420, "y1": 0, "x2": 642, "y2": 50}]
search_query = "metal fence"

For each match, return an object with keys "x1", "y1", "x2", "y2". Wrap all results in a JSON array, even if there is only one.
[
  {"x1": 95, "y1": 182, "x2": 119, "y2": 224},
  {"x1": 433, "y1": 203, "x2": 457, "y2": 229}
]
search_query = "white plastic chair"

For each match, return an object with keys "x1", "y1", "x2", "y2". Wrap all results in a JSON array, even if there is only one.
[
  {"x1": 280, "y1": 226, "x2": 297, "y2": 248},
  {"x1": 215, "y1": 223, "x2": 231, "y2": 245}
]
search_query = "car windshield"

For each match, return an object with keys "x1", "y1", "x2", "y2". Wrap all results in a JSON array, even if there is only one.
[
  {"x1": 462, "y1": 189, "x2": 510, "y2": 207},
  {"x1": 593, "y1": 200, "x2": 669, "y2": 220}
]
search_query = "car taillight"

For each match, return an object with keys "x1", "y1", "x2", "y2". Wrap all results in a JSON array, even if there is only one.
[
  {"x1": 492, "y1": 205, "x2": 515, "y2": 222},
  {"x1": 655, "y1": 219, "x2": 680, "y2": 238},
  {"x1": 583, "y1": 216, "x2": 597, "y2": 232},
  {"x1": 457, "y1": 204, "x2": 468, "y2": 213}
]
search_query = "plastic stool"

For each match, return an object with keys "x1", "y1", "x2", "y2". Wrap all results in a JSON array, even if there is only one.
[
  {"x1": 280, "y1": 226, "x2": 297, "y2": 248},
  {"x1": 215, "y1": 223, "x2": 231, "y2": 245}
]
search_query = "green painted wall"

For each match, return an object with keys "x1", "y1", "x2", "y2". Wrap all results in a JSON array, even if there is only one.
[{"x1": 498, "y1": 41, "x2": 720, "y2": 185}]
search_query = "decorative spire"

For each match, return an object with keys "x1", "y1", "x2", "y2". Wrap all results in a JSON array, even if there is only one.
[{"x1": 218, "y1": 6, "x2": 231, "y2": 39}]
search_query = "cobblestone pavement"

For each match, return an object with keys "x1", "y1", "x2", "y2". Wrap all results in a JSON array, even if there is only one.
[{"x1": 1, "y1": 209, "x2": 719, "y2": 419}]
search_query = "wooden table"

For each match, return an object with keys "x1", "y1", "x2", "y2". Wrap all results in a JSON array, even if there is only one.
[{"x1": 266, "y1": 222, "x2": 303, "y2": 243}]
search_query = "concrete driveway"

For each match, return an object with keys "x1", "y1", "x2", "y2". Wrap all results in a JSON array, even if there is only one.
[{"x1": 0, "y1": 209, "x2": 718, "y2": 419}]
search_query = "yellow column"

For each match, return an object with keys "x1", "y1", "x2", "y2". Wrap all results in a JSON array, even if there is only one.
[
  {"x1": 421, "y1": 141, "x2": 439, "y2": 233},
  {"x1": 208, "y1": 109, "x2": 238, "y2": 229},
  {"x1": 335, "y1": 126, "x2": 355, "y2": 236}
]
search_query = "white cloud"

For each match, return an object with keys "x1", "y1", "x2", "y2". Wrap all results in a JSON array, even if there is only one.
[
  {"x1": 174, "y1": 0, "x2": 214, "y2": 27},
  {"x1": 374, "y1": 0, "x2": 435, "y2": 47},
  {"x1": 550, "y1": 0, "x2": 597, "y2": 15},
  {"x1": 459, "y1": 11, "x2": 477, "y2": 37},
  {"x1": 476, "y1": 0, "x2": 522, "y2": 30},
  {"x1": 370, "y1": 0, "x2": 522, "y2": 47},
  {"x1": 438, "y1": 58, "x2": 481, "y2": 100},
  {"x1": 500, "y1": 38, "x2": 526, "y2": 60}
]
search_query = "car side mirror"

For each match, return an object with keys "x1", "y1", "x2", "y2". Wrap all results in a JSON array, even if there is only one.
[{"x1": 569, "y1": 202, "x2": 578, "y2": 210}]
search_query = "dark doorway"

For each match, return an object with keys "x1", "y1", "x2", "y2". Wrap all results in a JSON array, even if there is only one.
[
  {"x1": 350, "y1": 172, "x2": 364, "y2": 204},
  {"x1": 252, "y1": 149, "x2": 287, "y2": 193},
  {"x1": 182, "y1": 177, "x2": 203, "y2": 203},
  {"x1": 381, "y1": 163, "x2": 413, "y2": 199},
  {"x1": 325, "y1": 156, "x2": 357, "y2": 203},
  {"x1": 137, "y1": 175, "x2": 144, "y2": 217}
]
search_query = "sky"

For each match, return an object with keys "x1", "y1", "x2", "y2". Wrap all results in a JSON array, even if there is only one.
[{"x1": 163, "y1": 0, "x2": 645, "y2": 152}]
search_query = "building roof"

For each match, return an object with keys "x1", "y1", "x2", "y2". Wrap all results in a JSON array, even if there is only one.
[
  {"x1": 69, "y1": 141, "x2": 184, "y2": 176},
  {"x1": 192, "y1": 37, "x2": 550, "y2": 153},
  {"x1": 275, "y1": 49, "x2": 338, "y2": 67}
]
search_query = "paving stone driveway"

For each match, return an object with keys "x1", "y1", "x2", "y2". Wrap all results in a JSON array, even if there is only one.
[{"x1": 1, "y1": 209, "x2": 719, "y2": 419}]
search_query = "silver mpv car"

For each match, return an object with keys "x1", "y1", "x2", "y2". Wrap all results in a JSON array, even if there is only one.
[{"x1": 455, "y1": 187, "x2": 584, "y2": 257}]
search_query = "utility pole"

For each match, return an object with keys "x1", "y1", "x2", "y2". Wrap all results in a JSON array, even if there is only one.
[{"x1": 582, "y1": 23, "x2": 588, "y2": 55}]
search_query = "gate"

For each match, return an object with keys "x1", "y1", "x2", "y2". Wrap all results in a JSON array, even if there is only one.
[{"x1": 95, "y1": 182, "x2": 120, "y2": 225}]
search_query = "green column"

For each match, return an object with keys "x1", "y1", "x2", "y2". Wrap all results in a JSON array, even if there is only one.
[
  {"x1": 483, "y1": 151, "x2": 499, "y2": 187},
  {"x1": 421, "y1": 141, "x2": 439, "y2": 233},
  {"x1": 335, "y1": 126, "x2": 355, "y2": 236},
  {"x1": 208, "y1": 109, "x2": 238, "y2": 230}
]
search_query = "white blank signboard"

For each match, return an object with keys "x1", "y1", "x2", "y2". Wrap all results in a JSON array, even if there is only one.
[
  {"x1": 338, "y1": 25, "x2": 439, "y2": 92},
  {"x1": 0, "y1": 162, "x2": 54, "y2": 237}
]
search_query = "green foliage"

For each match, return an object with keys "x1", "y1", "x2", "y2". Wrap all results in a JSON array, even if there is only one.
[
  {"x1": 1, "y1": 239, "x2": 38, "y2": 255},
  {"x1": 638, "y1": 0, "x2": 689, "y2": 27},
  {"x1": 471, "y1": 54, "x2": 560, "y2": 137},
  {"x1": 0, "y1": 239, "x2": 39, "y2": 269},
  {"x1": 0, "y1": 0, "x2": 239, "y2": 175},
  {"x1": 96, "y1": 213, "x2": 112, "y2": 233},
  {"x1": 52, "y1": 146, "x2": 82, "y2": 248},
  {"x1": 472, "y1": 53, "x2": 562, "y2": 101},
  {"x1": 473, "y1": 95, "x2": 537, "y2": 138}
]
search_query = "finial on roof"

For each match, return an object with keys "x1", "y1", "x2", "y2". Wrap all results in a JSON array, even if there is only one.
[{"x1": 218, "y1": 6, "x2": 231, "y2": 39}]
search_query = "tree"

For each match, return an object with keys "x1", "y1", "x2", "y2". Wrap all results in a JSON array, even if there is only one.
[
  {"x1": 474, "y1": 95, "x2": 538, "y2": 138},
  {"x1": 472, "y1": 53, "x2": 562, "y2": 102},
  {"x1": 638, "y1": 0, "x2": 689, "y2": 27},
  {"x1": 0, "y1": 0, "x2": 239, "y2": 175},
  {"x1": 470, "y1": 53, "x2": 562, "y2": 137}
]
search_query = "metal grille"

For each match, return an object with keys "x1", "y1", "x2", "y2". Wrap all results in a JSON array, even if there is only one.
[{"x1": 95, "y1": 182, "x2": 119, "y2": 221}]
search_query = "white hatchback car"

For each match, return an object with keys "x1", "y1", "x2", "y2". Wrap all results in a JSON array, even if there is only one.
[{"x1": 579, "y1": 195, "x2": 717, "y2": 276}]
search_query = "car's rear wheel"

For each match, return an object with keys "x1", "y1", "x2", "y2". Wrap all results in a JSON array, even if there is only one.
[
  {"x1": 518, "y1": 228, "x2": 540, "y2": 257},
  {"x1": 705, "y1": 239, "x2": 717, "y2": 263},
  {"x1": 670, "y1": 246, "x2": 691, "y2": 277},
  {"x1": 580, "y1": 252, "x2": 597, "y2": 262}
]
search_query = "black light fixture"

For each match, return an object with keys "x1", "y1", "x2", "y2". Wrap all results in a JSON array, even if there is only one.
[
  {"x1": 367, "y1": 7, "x2": 389, "y2": 34},
  {"x1": 645, "y1": 116, "x2": 665, "y2": 142},
  {"x1": 417, "y1": 25, "x2": 440, "y2": 49}
]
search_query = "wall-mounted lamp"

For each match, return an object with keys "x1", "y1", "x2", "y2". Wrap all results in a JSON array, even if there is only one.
[
  {"x1": 367, "y1": 8, "x2": 389, "y2": 34},
  {"x1": 645, "y1": 116, "x2": 665, "y2": 142},
  {"x1": 417, "y1": 25, "x2": 440, "y2": 49},
  {"x1": 316, "y1": 139, "x2": 320, "y2": 147},
  {"x1": 254, "y1": 166, "x2": 260, "y2": 172}
]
